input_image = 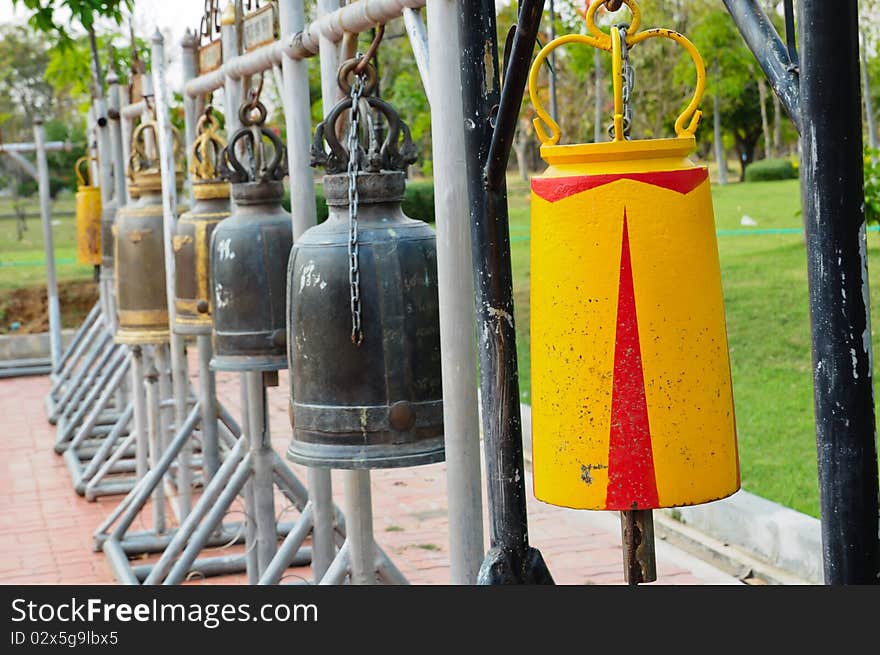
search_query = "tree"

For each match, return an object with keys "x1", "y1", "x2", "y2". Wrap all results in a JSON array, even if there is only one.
[
  {"x1": 11, "y1": 0, "x2": 132, "y2": 45},
  {"x1": 0, "y1": 25, "x2": 55, "y2": 141},
  {"x1": 684, "y1": 2, "x2": 771, "y2": 180}
]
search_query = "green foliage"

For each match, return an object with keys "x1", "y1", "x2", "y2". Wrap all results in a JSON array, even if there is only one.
[
  {"x1": 282, "y1": 180, "x2": 435, "y2": 225},
  {"x1": 744, "y1": 158, "x2": 798, "y2": 183},
  {"x1": 866, "y1": 150, "x2": 880, "y2": 225},
  {"x1": 0, "y1": 24, "x2": 54, "y2": 139},
  {"x1": 11, "y1": 0, "x2": 132, "y2": 44},
  {"x1": 44, "y1": 119, "x2": 88, "y2": 193},
  {"x1": 45, "y1": 31, "x2": 151, "y2": 113}
]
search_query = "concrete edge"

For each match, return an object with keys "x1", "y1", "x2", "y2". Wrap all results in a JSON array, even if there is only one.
[
  {"x1": 519, "y1": 402, "x2": 823, "y2": 584},
  {"x1": 0, "y1": 330, "x2": 76, "y2": 361}
]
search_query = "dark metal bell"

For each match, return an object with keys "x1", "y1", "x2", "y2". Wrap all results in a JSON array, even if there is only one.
[
  {"x1": 114, "y1": 120, "x2": 174, "y2": 345},
  {"x1": 286, "y1": 86, "x2": 444, "y2": 470},
  {"x1": 174, "y1": 108, "x2": 230, "y2": 335},
  {"x1": 210, "y1": 100, "x2": 292, "y2": 372}
]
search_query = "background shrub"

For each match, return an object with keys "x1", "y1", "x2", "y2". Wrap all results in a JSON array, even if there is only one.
[{"x1": 744, "y1": 158, "x2": 798, "y2": 182}]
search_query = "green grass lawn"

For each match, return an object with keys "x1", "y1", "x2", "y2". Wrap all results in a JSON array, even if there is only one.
[
  {"x1": 0, "y1": 197, "x2": 94, "y2": 289},
  {"x1": 508, "y1": 175, "x2": 880, "y2": 518}
]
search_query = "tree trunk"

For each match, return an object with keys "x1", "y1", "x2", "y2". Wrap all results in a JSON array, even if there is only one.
[
  {"x1": 714, "y1": 90, "x2": 728, "y2": 185},
  {"x1": 512, "y1": 136, "x2": 529, "y2": 181},
  {"x1": 757, "y1": 76, "x2": 772, "y2": 158},
  {"x1": 861, "y1": 30, "x2": 878, "y2": 152},
  {"x1": 773, "y1": 94, "x2": 783, "y2": 155}
]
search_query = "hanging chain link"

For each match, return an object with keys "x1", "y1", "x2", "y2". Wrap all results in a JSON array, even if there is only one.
[
  {"x1": 608, "y1": 25, "x2": 635, "y2": 141},
  {"x1": 347, "y1": 72, "x2": 366, "y2": 347}
]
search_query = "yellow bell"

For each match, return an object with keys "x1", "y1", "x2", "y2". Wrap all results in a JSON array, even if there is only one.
[
  {"x1": 74, "y1": 155, "x2": 102, "y2": 266},
  {"x1": 527, "y1": 0, "x2": 739, "y2": 511}
]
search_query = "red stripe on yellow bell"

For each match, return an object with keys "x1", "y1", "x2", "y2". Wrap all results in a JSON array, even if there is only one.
[{"x1": 530, "y1": 138, "x2": 739, "y2": 510}]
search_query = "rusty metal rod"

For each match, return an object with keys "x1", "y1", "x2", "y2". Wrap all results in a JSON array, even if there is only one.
[{"x1": 620, "y1": 509, "x2": 657, "y2": 585}]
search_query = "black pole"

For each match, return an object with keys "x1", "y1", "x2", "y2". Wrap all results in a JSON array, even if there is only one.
[
  {"x1": 458, "y1": 0, "x2": 552, "y2": 584},
  {"x1": 799, "y1": 0, "x2": 880, "y2": 584},
  {"x1": 486, "y1": 0, "x2": 545, "y2": 191}
]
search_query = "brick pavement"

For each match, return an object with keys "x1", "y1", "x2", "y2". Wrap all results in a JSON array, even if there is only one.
[{"x1": 0, "y1": 360, "x2": 740, "y2": 585}]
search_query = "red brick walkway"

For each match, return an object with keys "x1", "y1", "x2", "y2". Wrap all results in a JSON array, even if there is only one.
[{"x1": 0, "y1": 364, "x2": 739, "y2": 585}]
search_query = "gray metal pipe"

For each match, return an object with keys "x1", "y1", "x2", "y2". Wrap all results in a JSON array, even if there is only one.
[
  {"x1": 426, "y1": 0, "x2": 484, "y2": 585},
  {"x1": 33, "y1": 120, "x2": 62, "y2": 369},
  {"x1": 143, "y1": 436, "x2": 248, "y2": 584},
  {"x1": 344, "y1": 469, "x2": 376, "y2": 585}
]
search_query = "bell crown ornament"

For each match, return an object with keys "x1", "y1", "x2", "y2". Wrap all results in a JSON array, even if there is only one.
[
  {"x1": 127, "y1": 111, "x2": 182, "y2": 194},
  {"x1": 311, "y1": 59, "x2": 417, "y2": 207},
  {"x1": 190, "y1": 104, "x2": 230, "y2": 200},
  {"x1": 218, "y1": 98, "x2": 286, "y2": 204}
]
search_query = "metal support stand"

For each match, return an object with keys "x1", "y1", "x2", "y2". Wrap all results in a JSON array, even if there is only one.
[
  {"x1": 309, "y1": 470, "x2": 407, "y2": 586},
  {"x1": 143, "y1": 372, "x2": 311, "y2": 585}
]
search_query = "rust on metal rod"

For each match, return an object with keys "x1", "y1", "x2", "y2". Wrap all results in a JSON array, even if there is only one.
[{"x1": 620, "y1": 509, "x2": 657, "y2": 585}]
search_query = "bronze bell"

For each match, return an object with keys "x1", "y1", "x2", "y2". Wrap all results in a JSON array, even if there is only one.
[
  {"x1": 286, "y1": 65, "x2": 444, "y2": 469},
  {"x1": 114, "y1": 118, "x2": 180, "y2": 345},
  {"x1": 210, "y1": 99, "x2": 292, "y2": 372},
  {"x1": 174, "y1": 107, "x2": 230, "y2": 335}
]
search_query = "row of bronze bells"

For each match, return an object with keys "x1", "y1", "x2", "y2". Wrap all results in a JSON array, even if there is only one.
[{"x1": 110, "y1": 60, "x2": 444, "y2": 470}]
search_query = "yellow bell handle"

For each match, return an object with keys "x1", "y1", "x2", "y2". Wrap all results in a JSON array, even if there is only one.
[
  {"x1": 528, "y1": 0, "x2": 707, "y2": 146},
  {"x1": 75, "y1": 156, "x2": 95, "y2": 188}
]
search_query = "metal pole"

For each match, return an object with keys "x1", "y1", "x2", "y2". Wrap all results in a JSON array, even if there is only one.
[
  {"x1": 181, "y1": 29, "x2": 201, "y2": 206},
  {"x1": 152, "y1": 30, "x2": 193, "y2": 518},
  {"x1": 107, "y1": 72, "x2": 127, "y2": 205},
  {"x1": 426, "y1": 0, "x2": 484, "y2": 585},
  {"x1": 457, "y1": 0, "x2": 552, "y2": 585},
  {"x1": 343, "y1": 469, "x2": 376, "y2": 585},
  {"x1": 131, "y1": 346, "x2": 149, "y2": 480},
  {"x1": 222, "y1": 3, "x2": 245, "y2": 142},
  {"x1": 402, "y1": 8, "x2": 431, "y2": 104},
  {"x1": 33, "y1": 119, "x2": 62, "y2": 369},
  {"x1": 145, "y1": 363, "x2": 166, "y2": 534},
  {"x1": 799, "y1": 0, "x2": 880, "y2": 585},
  {"x1": 246, "y1": 371, "x2": 277, "y2": 578},
  {"x1": 119, "y1": 84, "x2": 133, "y2": 205},
  {"x1": 278, "y1": 0, "x2": 317, "y2": 239},
  {"x1": 307, "y1": 0, "x2": 347, "y2": 583},
  {"x1": 197, "y1": 335, "x2": 220, "y2": 480}
]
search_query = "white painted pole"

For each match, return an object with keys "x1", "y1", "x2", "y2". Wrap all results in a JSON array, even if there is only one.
[
  {"x1": 278, "y1": 0, "x2": 318, "y2": 239},
  {"x1": 402, "y1": 8, "x2": 431, "y2": 105},
  {"x1": 222, "y1": 2, "x2": 245, "y2": 141},
  {"x1": 34, "y1": 119, "x2": 63, "y2": 369},
  {"x1": 426, "y1": 0, "x2": 484, "y2": 584},
  {"x1": 181, "y1": 29, "x2": 201, "y2": 206},
  {"x1": 152, "y1": 29, "x2": 193, "y2": 517}
]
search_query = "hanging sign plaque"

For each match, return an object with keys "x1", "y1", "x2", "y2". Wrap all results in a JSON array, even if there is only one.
[{"x1": 243, "y1": 4, "x2": 277, "y2": 52}]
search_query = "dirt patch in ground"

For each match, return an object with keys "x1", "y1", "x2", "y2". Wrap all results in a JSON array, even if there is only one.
[{"x1": 0, "y1": 280, "x2": 98, "y2": 334}]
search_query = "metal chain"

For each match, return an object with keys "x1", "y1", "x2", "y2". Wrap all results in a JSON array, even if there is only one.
[
  {"x1": 608, "y1": 25, "x2": 635, "y2": 141},
  {"x1": 347, "y1": 72, "x2": 366, "y2": 347}
]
